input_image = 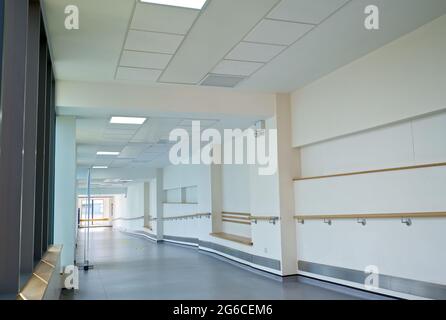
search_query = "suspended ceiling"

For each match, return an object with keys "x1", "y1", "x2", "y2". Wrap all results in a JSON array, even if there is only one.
[{"x1": 42, "y1": 0, "x2": 446, "y2": 92}]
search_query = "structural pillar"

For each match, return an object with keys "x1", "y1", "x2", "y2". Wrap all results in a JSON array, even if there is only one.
[
  {"x1": 0, "y1": 0, "x2": 29, "y2": 297},
  {"x1": 53, "y1": 116, "x2": 77, "y2": 271},
  {"x1": 155, "y1": 169, "x2": 164, "y2": 240},
  {"x1": 275, "y1": 94, "x2": 300, "y2": 276}
]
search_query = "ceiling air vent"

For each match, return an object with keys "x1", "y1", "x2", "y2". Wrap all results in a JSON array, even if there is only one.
[{"x1": 200, "y1": 73, "x2": 246, "y2": 88}]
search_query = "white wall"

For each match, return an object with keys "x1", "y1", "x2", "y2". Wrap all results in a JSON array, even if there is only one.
[
  {"x1": 221, "y1": 137, "x2": 252, "y2": 238},
  {"x1": 53, "y1": 116, "x2": 77, "y2": 270},
  {"x1": 160, "y1": 122, "x2": 285, "y2": 274},
  {"x1": 221, "y1": 163, "x2": 250, "y2": 213},
  {"x1": 290, "y1": 15, "x2": 446, "y2": 297},
  {"x1": 57, "y1": 80, "x2": 276, "y2": 119},
  {"x1": 113, "y1": 183, "x2": 147, "y2": 231},
  {"x1": 291, "y1": 14, "x2": 446, "y2": 147},
  {"x1": 294, "y1": 98, "x2": 446, "y2": 291}
]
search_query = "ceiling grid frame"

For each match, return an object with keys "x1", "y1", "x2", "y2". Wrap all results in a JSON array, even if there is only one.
[
  {"x1": 114, "y1": 0, "x2": 211, "y2": 83},
  {"x1": 202, "y1": 0, "x2": 354, "y2": 87}
]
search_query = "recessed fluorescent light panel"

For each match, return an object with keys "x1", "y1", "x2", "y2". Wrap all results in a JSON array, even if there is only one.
[
  {"x1": 96, "y1": 151, "x2": 120, "y2": 156},
  {"x1": 93, "y1": 166, "x2": 108, "y2": 169},
  {"x1": 110, "y1": 116, "x2": 147, "y2": 125},
  {"x1": 140, "y1": 0, "x2": 207, "y2": 10}
]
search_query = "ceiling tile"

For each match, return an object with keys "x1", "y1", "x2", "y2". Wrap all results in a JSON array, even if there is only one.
[
  {"x1": 226, "y1": 42, "x2": 286, "y2": 63},
  {"x1": 178, "y1": 119, "x2": 219, "y2": 128},
  {"x1": 120, "y1": 50, "x2": 172, "y2": 70},
  {"x1": 124, "y1": 30, "x2": 184, "y2": 54},
  {"x1": 212, "y1": 60, "x2": 264, "y2": 76},
  {"x1": 136, "y1": 153, "x2": 162, "y2": 161},
  {"x1": 110, "y1": 159, "x2": 133, "y2": 168},
  {"x1": 116, "y1": 67, "x2": 162, "y2": 82},
  {"x1": 159, "y1": 0, "x2": 280, "y2": 84},
  {"x1": 267, "y1": 0, "x2": 349, "y2": 25},
  {"x1": 118, "y1": 144, "x2": 150, "y2": 158},
  {"x1": 146, "y1": 144, "x2": 171, "y2": 153},
  {"x1": 102, "y1": 133, "x2": 133, "y2": 142},
  {"x1": 131, "y1": 3, "x2": 198, "y2": 35},
  {"x1": 93, "y1": 158, "x2": 114, "y2": 166},
  {"x1": 244, "y1": 19, "x2": 314, "y2": 45}
]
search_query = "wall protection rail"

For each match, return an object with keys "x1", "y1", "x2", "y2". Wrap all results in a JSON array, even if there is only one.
[
  {"x1": 294, "y1": 212, "x2": 446, "y2": 226},
  {"x1": 112, "y1": 216, "x2": 145, "y2": 221},
  {"x1": 250, "y1": 216, "x2": 280, "y2": 225},
  {"x1": 293, "y1": 162, "x2": 446, "y2": 181},
  {"x1": 162, "y1": 213, "x2": 211, "y2": 221},
  {"x1": 222, "y1": 212, "x2": 251, "y2": 225}
]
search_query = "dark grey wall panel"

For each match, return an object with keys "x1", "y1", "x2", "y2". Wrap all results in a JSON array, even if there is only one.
[
  {"x1": 199, "y1": 240, "x2": 281, "y2": 271},
  {"x1": 0, "y1": 0, "x2": 29, "y2": 295},
  {"x1": 34, "y1": 33, "x2": 48, "y2": 262},
  {"x1": 164, "y1": 235, "x2": 199, "y2": 244},
  {"x1": 161, "y1": 235, "x2": 281, "y2": 271},
  {"x1": 20, "y1": 0, "x2": 41, "y2": 276},
  {"x1": 298, "y1": 260, "x2": 446, "y2": 300}
]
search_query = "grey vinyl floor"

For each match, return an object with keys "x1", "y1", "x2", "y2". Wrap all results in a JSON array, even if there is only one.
[{"x1": 61, "y1": 228, "x2": 361, "y2": 300}]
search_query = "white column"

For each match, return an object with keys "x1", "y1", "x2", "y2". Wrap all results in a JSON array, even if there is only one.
[
  {"x1": 53, "y1": 116, "x2": 77, "y2": 271},
  {"x1": 210, "y1": 163, "x2": 223, "y2": 232},
  {"x1": 275, "y1": 94, "x2": 300, "y2": 275},
  {"x1": 155, "y1": 169, "x2": 164, "y2": 240},
  {"x1": 143, "y1": 182, "x2": 150, "y2": 228}
]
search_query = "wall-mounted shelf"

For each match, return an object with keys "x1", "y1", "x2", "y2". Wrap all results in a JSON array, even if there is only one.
[{"x1": 210, "y1": 232, "x2": 253, "y2": 246}]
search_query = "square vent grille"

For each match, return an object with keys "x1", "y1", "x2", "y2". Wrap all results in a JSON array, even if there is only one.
[{"x1": 200, "y1": 73, "x2": 246, "y2": 88}]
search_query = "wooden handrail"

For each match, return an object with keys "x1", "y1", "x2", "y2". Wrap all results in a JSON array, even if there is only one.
[
  {"x1": 222, "y1": 212, "x2": 251, "y2": 217},
  {"x1": 80, "y1": 218, "x2": 110, "y2": 222},
  {"x1": 163, "y1": 202, "x2": 199, "y2": 205},
  {"x1": 222, "y1": 214, "x2": 251, "y2": 221},
  {"x1": 293, "y1": 162, "x2": 446, "y2": 182},
  {"x1": 250, "y1": 216, "x2": 280, "y2": 224},
  {"x1": 222, "y1": 218, "x2": 251, "y2": 225},
  {"x1": 112, "y1": 216, "x2": 144, "y2": 221},
  {"x1": 294, "y1": 212, "x2": 446, "y2": 221}
]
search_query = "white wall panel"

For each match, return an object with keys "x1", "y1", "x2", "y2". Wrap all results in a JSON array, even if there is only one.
[
  {"x1": 291, "y1": 15, "x2": 446, "y2": 147},
  {"x1": 412, "y1": 112, "x2": 446, "y2": 163},
  {"x1": 300, "y1": 122, "x2": 414, "y2": 177},
  {"x1": 295, "y1": 111, "x2": 446, "y2": 292},
  {"x1": 295, "y1": 166, "x2": 446, "y2": 214},
  {"x1": 221, "y1": 163, "x2": 250, "y2": 213},
  {"x1": 297, "y1": 218, "x2": 446, "y2": 285},
  {"x1": 221, "y1": 221, "x2": 251, "y2": 238}
]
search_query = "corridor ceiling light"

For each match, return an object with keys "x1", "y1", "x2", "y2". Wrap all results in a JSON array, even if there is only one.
[
  {"x1": 92, "y1": 166, "x2": 108, "y2": 169},
  {"x1": 110, "y1": 116, "x2": 147, "y2": 125},
  {"x1": 140, "y1": 0, "x2": 207, "y2": 10},
  {"x1": 96, "y1": 151, "x2": 120, "y2": 156}
]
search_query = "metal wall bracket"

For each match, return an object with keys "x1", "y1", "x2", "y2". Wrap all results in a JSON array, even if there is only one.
[
  {"x1": 297, "y1": 219, "x2": 305, "y2": 224},
  {"x1": 323, "y1": 219, "x2": 332, "y2": 226},
  {"x1": 401, "y1": 218, "x2": 412, "y2": 226},
  {"x1": 357, "y1": 218, "x2": 367, "y2": 226}
]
